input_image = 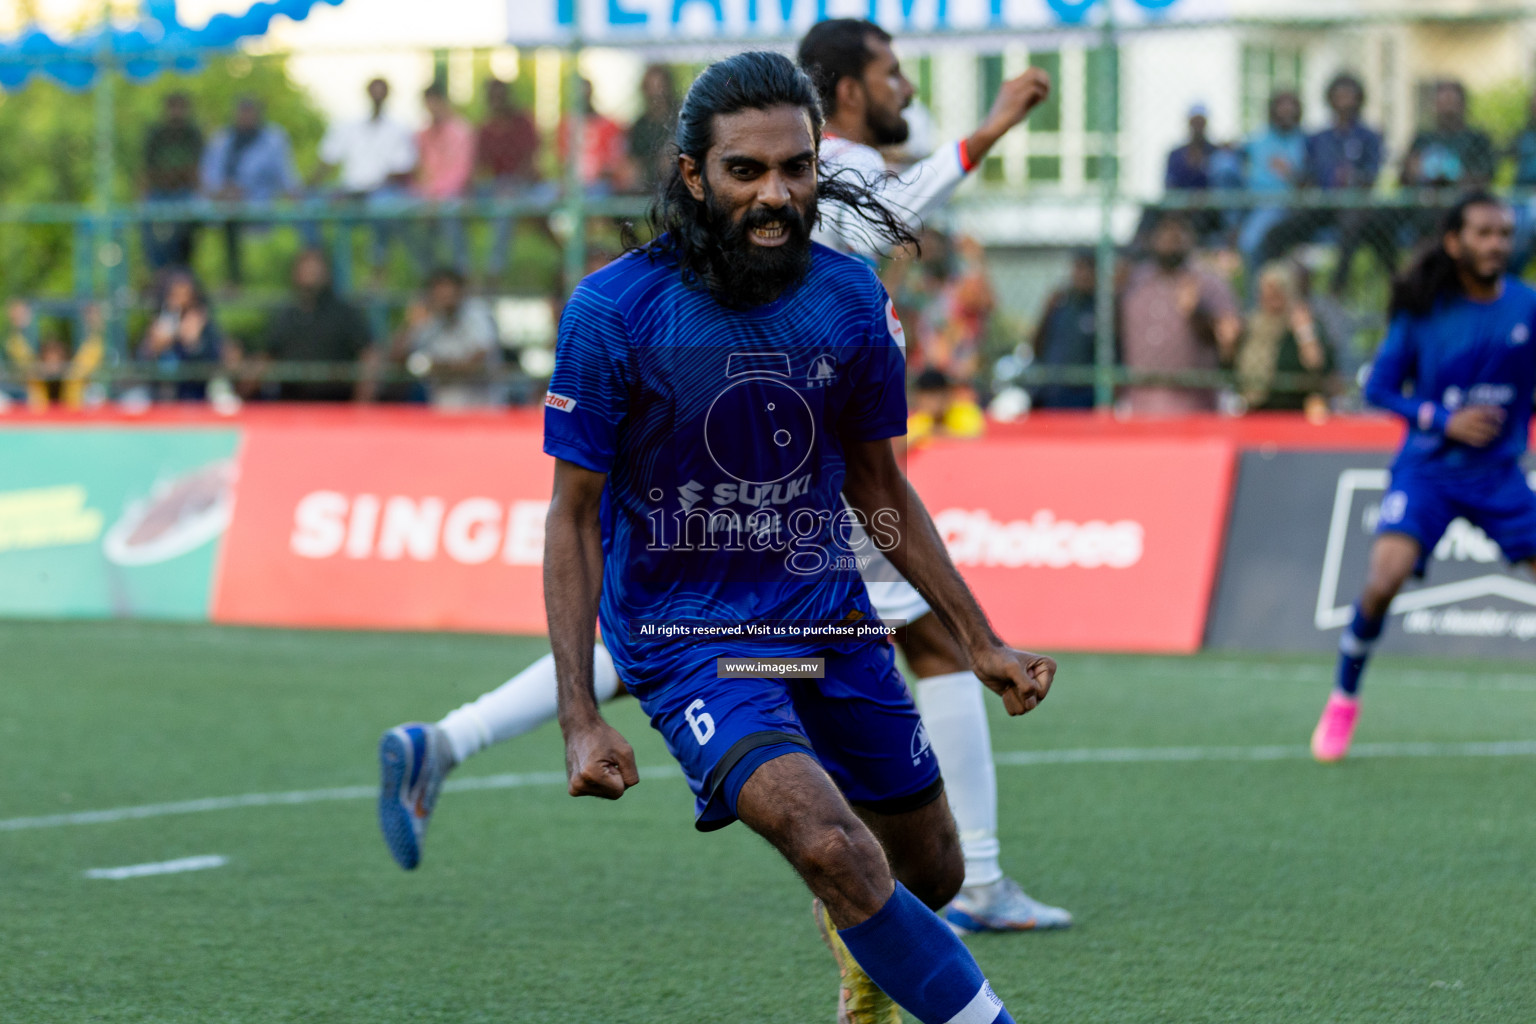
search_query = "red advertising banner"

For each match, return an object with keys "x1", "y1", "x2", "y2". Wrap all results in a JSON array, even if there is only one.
[
  {"x1": 211, "y1": 417, "x2": 1234, "y2": 651},
  {"x1": 905, "y1": 438, "x2": 1236, "y2": 652},
  {"x1": 213, "y1": 422, "x2": 555, "y2": 633}
]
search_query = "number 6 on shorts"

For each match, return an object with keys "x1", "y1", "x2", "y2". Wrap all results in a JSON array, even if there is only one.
[{"x1": 685, "y1": 699, "x2": 716, "y2": 745}]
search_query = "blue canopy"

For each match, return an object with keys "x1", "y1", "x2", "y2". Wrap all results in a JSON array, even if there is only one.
[
  {"x1": 0, "y1": 0, "x2": 346, "y2": 90},
  {"x1": 1047, "y1": 0, "x2": 1184, "y2": 24}
]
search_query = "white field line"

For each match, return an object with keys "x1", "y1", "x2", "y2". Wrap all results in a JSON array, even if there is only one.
[
  {"x1": 992, "y1": 739, "x2": 1536, "y2": 767},
  {"x1": 1067, "y1": 658, "x2": 1536, "y2": 693},
  {"x1": 84, "y1": 854, "x2": 228, "y2": 880},
  {"x1": 4, "y1": 741, "x2": 1536, "y2": 836}
]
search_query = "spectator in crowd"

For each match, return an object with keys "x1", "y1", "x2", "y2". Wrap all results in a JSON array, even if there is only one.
[
  {"x1": 1238, "y1": 91, "x2": 1306, "y2": 277},
  {"x1": 556, "y1": 78, "x2": 633, "y2": 194},
  {"x1": 1030, "y1": 250, "x2": 1101, "y2": 410},
  {"x1": 142, "y1": 91, "x2": 205, "y2": 271},
  {"x1": 391, "y1": 267, "x2": 501, "y2": 410},
  {"x1": 1333, "y1": 79, "x2": 1493, "y2": 295},
  {"x1": 477, "y1": 78, "x2": 546, "y2": 284},
  {"x1": 1119, "y1": 212, "x2": 1241, "y2": 416},
  {"x1": 907, "y1": 368, "x2": 984, "y2": 445},
  {"x1": 1253, "y1": 72, "x2": 1385, "y2": 292},
  {"x1": 1161, "y1": 103, "x2": 1225, "y2": 243},
  {"x1": 1507, "y1": 91, "x2": 1536, "y2": 271},
  {"x1": 414, "y1": 83, "x2": 476, "y2": 272},
  {"x1": 1403, "y1": 80, "x2": 1493, "y2": 190},
  {"x1": 1509, "y1": 90, "x2": 1536, "y2": 187},
  {"x1": 315, "y1": 78, "x2": 418, "y2": 281},
  {"x1": 252, "y1": 249, "x2": 373, "y2": 402},
  {"x1": 200, "y1": 97, "x2": 302, "y2": 288},
  {"x1": 628, "y1": 65, "x2": 679, "y2": 193},
  {"x1": 894, "y1": 230, "x2": 993, "y2": 388},
  {"x1": 1166, "y1": 103, "x2": 1216, "y2": 190},
  {"x1": 138, "y1": 270, "x2": 224, "y2": 402},
  {"x1": 1234, "y1": 262, "x2": 1335, "y2": 416},
  {"x1": 4, "y1": 301, "x2": 104, "y2": 411}
]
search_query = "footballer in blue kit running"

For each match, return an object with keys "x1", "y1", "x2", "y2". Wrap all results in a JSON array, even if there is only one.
[
  {"x1": 540, "y1": 52, "x2": 1054, "y2": 1024},
  {"x1": 1313, "y1": 191, "x2": 1536, "y2": 762}
]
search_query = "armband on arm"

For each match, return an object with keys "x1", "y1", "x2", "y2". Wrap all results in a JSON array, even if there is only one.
[{"x1": 957, "y1": 139, "x2": 976, "y2": 174}]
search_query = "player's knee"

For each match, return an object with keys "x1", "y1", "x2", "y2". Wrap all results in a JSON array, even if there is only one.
[
  {"x1": 1361, "y1": 571, "x2": 1406, "y2": 615},
  {"x1": 792, "y1": 820, "x2": 888, "y2": 906}
]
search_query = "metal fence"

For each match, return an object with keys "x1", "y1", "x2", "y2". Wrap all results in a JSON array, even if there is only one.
[{"x1": 3, "y1": 5, "x2": 1536, "y2": 414}]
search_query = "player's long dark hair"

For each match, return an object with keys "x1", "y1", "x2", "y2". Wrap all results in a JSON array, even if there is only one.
[
  {"x1": 1388, "y1": 190, "x2": 1505, "y2": 320},
  {"x1": 625, "y1": 50, "x2": 917, "y2": 291}
]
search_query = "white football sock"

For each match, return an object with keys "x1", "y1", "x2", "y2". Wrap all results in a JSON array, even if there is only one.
[
  {"x1": 438, "y1": 645, "x2": 620, "y2": 766},
  {"x1": 912, "y1": 670, "x2": 1003, "y2": 889}
]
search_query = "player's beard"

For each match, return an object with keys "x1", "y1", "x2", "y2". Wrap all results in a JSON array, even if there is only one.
[
  {"x1": 1459, "y1": 251, "x2": 1506, "y2": 288},
  {"x1": 704, "y1": 185, "x2": 817, "y2": 309},
  {"x1": 867, "y1": 104, "x2": 910, "y2": 147}
]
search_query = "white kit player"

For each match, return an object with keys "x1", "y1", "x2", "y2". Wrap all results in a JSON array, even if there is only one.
[
  {"x1": 377, "y1": 16, "x2": 1068, "y2": 939},
  {"x1": 799, "y1": 18, "x2": 1067, "y2": 936}
]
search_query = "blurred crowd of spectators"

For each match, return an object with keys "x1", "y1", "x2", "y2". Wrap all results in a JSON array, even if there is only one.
[
  {"x1": 7, "y1": 66, "x2": 1536, "y2": 421},
  {"x1": 133, "y1": 69, "x2": 680, "y2": 289},
  {"x1": 1021, "y1": 70, "x2": 1536, "y2": 419},
  {"x1": 1153, "y1": 74, "x2": 1515, "y2": 292}
]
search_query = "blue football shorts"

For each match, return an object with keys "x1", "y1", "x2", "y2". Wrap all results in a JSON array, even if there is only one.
[
  {"x1": 635, "y1": 642, "x2": 943, "y2": 832},
  {"x1": 1376, "y1": 461, "x2": 1536, "y2": 575}
]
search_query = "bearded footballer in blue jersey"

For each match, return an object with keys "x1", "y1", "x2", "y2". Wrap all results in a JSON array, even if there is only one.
[
  {"x1": 540, "y1": 53, "x2": 1053, "y2": 1024},
  {"x1": 1313, "y1": 192, "x2": 1536, "y2": 761}
]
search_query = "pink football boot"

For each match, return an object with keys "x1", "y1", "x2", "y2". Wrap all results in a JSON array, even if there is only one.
[{"x1": 1311, "y1": 692, "x2": 1360, "y2": 762}]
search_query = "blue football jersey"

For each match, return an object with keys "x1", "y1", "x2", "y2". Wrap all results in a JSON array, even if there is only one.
[
  {"x1": 543, "y1": 241, "x2": 909, "y2": 694},
  {"x1": 1366, "y1": 277, "x2": 1536, "y2": 475}
]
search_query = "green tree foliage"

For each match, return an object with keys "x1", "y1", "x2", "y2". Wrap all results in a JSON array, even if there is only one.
[{"x1": 0, "y1": 52, "x2": 324, "y2": 297}]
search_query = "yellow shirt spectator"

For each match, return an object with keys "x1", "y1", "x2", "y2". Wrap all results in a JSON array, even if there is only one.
[
  {"x1": 5, "y1": 301, "x2": 104, "y2": 411},
  {"x1": 907, "y1": 368, "x2": 985, "y2": 445}
]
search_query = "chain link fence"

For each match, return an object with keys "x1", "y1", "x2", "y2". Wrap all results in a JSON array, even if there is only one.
[{"x1": 3, "y1": 6, "x2": 1535, "y2": 414}]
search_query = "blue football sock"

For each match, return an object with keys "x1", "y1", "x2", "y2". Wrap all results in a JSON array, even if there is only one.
[
  {"x1": 1335, "y1": 601, "x2": 1384, "y2": 696},
  {"x1": 836, "y1": 882, "x2": 1013, "y2": 1024}
]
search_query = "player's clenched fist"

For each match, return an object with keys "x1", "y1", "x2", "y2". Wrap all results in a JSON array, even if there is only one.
[
  {"x1": 1445, "y1": 405, "x2": 1505, "y2": 448},
  {"x1": 986, "y1": 67, "x2": 1052, "y2": 133},
  {"x1": 971, "y1": 646, "x2": 1056, "y2": 717},
  {"x1": 564, "y1": 720, "x2": 640, "y2": 799}
]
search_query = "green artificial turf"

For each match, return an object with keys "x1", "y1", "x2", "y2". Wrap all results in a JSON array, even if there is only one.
[{"x1": 2, "y1": 620, "x2": 1533, "y2": 1023}]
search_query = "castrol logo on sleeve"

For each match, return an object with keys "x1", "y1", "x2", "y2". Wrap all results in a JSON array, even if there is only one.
[
  {"x1": 885, "y1": 298, "x2": 905, "y2": 351},
  {"x1": 544, "y1": 392, "x2": 578, "y2": 413}
]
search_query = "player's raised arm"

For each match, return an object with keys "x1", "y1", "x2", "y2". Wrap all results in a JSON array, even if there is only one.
[
  {"x1": 841, "y1": 438, "x2": 1055, "y2": 717},
  {"x1": 545, "y1": 459, "x2": 637, "y2": 799},
  {"x1": 962, "y1": 67, "x2": 1052, "y2": 172},
  {"x1": 800, "y1": 20, "x2": 1049, "y2": 261}
]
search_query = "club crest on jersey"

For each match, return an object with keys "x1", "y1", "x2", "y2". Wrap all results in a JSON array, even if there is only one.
[
  {"x1": 1512, "y1": 323, "x2": 1530, "y2": 346},
  {"x1": 806, "y1": 354, "x2": 838, "y2": 388},
  {"x1": 544, "y1": 392, "x2": 577, "y2": 413}
]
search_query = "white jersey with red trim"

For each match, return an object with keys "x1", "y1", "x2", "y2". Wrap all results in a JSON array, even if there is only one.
[{"x1": 813, "y1": 136, "x2": 969, "y2": 263}]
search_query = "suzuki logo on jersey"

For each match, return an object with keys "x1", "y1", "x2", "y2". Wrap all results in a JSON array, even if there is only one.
[
  {"x1": 678, "y1": 480, "x2": 705, "y2": 510},
  {"x1": 1467, "y1": 384, "x2": 1516, "y2": 407},
  {"x1": 544, "y1": 392, "x2": 577, "y2": 413},
  {"x1": 806, "y1": 355, "x2": 838, "y2": 388},
  {"x1": 713, "y1": 474, "x2": 813, "y2": 508}
]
